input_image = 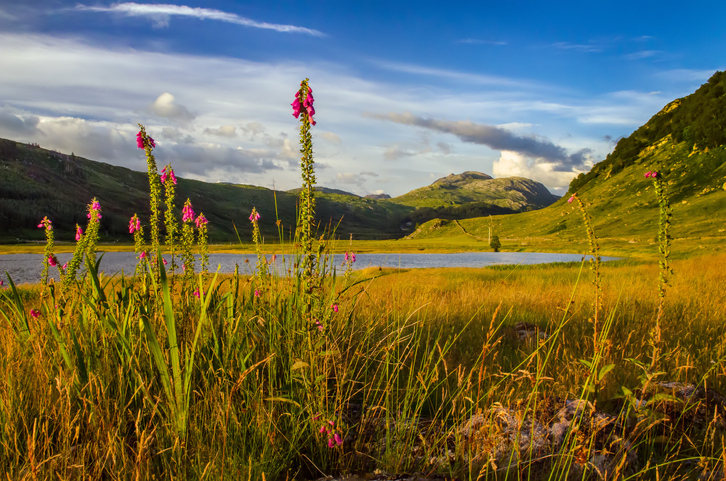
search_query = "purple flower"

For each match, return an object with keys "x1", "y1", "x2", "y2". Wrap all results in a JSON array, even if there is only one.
[
  {"x1": 315, "y1": 320, "x2": 323, "y2": 331},
  {"x1": 568, "y1": 194, "x2": 575, "y2": 204},
  {"x1": 319, "y1": 425, "x2": 327, "y2": 434},
  {"x1": 38, "y1": 216, "x2": 52, "y2": 229},
  {"x1": 332, "y1": 304, "x2": 339, "y2": 313},
  {"x1": 193, "y1": 288, "x2": 200, "y2": 299},
  {"x1": 195, "y1": 214, "x2": 208, "y2": 228},
  {"x1": 139, "y1": 251, "x2": 147, "y2": 260},
  {"x1": 351, "y1": 253, "x2": 356, "y2": 263},
  {"x1": 333, "y1": 433, "x2": 343, "y2": 446},
  {"x1": 87, "y1": 200, "x2": 102, "y2": 221},
  {"x1": 344, "y1": 252, "x2": 349, "y2": 262},
  {"x1": 312, "y1": 413, "x2": 322, "y2": 421},
  {"x1": 182, "y1": 200, "x2": 195, "y2": 222},
  {"x1": 62, "y1": 262, "x2": 68, "y2": 270},
  {"x1": 75, "y1": 226, "x2": 83, "y2": 241},
  {"x1": 48, "y1": 255, "x2": 58, "y2": 267},
  {"x1": 148, "y1": 137, "x2": 155, "y2": 148},
  {"x1": 249, "y1": 210, "x2": 261, "y2": 222},
  {"x1": 292, "y1": 95, "x2": 301, "y2": 118},
  {"x1": 30, "y1": 309, "x2": 40, "y2": 318},
  {"x1": 327, "y1": 438, "x2": 335, "y2": 448},
  {"x1": 163, "y1": 258, "x2": 168, "y2": 265},
  {"x1": 254, "y1": 289, "x2": 260, "y2": 297},
  {"x1": 0, "y1": 280, "x2": 4, "y2": 287},
  {"x1": 136, "y1": 132, "x2": 144, "y2": 149}
]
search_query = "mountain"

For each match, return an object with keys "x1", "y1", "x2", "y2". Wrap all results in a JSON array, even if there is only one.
[
  {"x1": 0, "y1": 140, "x2": 558, "y2": 243},
  {"x1": 392, "y1": 171, "x2": 559, "y2": 210},
  {"x1": 407, "y1": 71, "x2": 726, "y2": 250}
]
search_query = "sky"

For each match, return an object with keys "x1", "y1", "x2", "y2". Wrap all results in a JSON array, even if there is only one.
[{"x1": 0, "y1": 1, "x2": 724, "y2": 197}]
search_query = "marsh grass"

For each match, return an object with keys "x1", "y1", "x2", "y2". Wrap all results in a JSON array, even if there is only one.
[{"x1": 1, "y1": 253, "x2": 724, "y2": 479}]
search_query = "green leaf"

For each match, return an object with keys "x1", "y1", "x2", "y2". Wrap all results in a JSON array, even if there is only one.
[{"x1": 598, "y1": 363, "x2": 615, "y2": 382}]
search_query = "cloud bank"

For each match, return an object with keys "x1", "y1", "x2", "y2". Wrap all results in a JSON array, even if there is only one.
[{"x1": 368, "y1": 112, "x2": 591, "y2": 172}]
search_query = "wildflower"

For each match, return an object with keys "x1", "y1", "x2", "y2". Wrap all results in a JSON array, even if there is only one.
[
  {"x1": 0, "y1": 280, "x2": 4, "y2": 287},
  {"x1": 319, "y1": 425, "x2": 327, "y2": 434},
  {"x1": 193, "y1": 288, "x2": 200, "y2": 298},
  {"x1": 351, "y1": 253, "x2": 356, "y2": 263},
  {"x1": 195, "y1": 214, "x2": 208, "y2": 228},
  {"x1": 333, "y1": 433, "x2": 343, "y2": 446},
  {"x1": 139, "y1": 251, "x2": 147, "y2": 260},
  {"x1": 254, "y1": 289, "x2": 260, "y2": 297},
  {"x1": 87, "y1": 200, "x2": 102, "y2": 221},
  {"x1": 75, "y1": 226, "x2": 83, "y2": 241},
  {"x1": 30, "y1": 309, "x2": 40, "y2": 318},
  {"x1": 37, "y1": 216, "x2": 52, "y2": 229},
  {"x1": 182, "y1": 200, "x2": 195, "y2": 222},
  {"x1": 568, "y1": 194, "x2": 576, "y2": 203},
  {"x1": 344, "y1": 252, "x2": 349, "y2": 262},
  {"x1": 62, "y1": 262, "x2": 67, "y2": 270},
  {"x1": 332, "y1": 304, "x2": 339, "y2": 313},
  {"x1": 327, "y1": 438, "x2": 335, "y2": 448},
  {"x1": 129, "y1": 216, "x2": 138, "y2": 234},
  {"x1": 163, "y1": 258, "x2": 168, "y2": 265},
  {"x1": 48, "y1": 255, "x2": 58, "y2": 267},
  {"x1": 292, "y1": 94, "x2": 301, "y2": 118},
  {"x1": 136, "y1": 131, "x2": 155, "y2": 149},
  {"x1": 249, "y1": 210, "x2": 261, "y2": 222},
  {"x1": 161, "y1": 166, "x2": 178, "y2": 185},
  {"x1": 312, "y1": 413, "x2": 321, "y2": 421},
  {"x1": 315, "y1": 320, "x2": 323, "y2": 331}
]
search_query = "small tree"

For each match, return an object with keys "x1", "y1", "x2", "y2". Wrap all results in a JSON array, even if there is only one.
[{"x1": 490, "y1": 235, "x2": 501, "y2": 252}]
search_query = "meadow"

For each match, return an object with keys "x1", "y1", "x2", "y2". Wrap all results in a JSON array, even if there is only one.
[{"x1": 1, "y1": 80, "x2": 725, "y2": 480}]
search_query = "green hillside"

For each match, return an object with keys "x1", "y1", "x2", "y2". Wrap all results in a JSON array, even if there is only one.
[
  {"x1": 0, "y1": 140, "x2": 557, "y2": 243},
  {"x1": 0, "y1": 140, "x2": 408, "y2": 242},
  {"x1": 407, "y1": 71, "x2": 726, "y2": 254}
]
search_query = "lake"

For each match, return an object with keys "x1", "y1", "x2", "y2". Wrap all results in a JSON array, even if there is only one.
[{"x1": 0, "y1": 251, "x2": 617, "y2": 286}]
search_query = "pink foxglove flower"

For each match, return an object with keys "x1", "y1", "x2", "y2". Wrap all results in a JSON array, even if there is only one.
[
  {"x1": 568, "y1": 195, "x2": 575, "y2": 204},
  {"x1": 195, "y1": 214, "x2": 208, "y2": 228},
  {"x1": 75, "y1": 226, "x2": 83, "y2": 241},
  {"x1": 319, "y1": 425, "x2": 327, "y2": 434},
  {"x1": 30, "y1": 309, "x2": 40, "y2": 318},
  {"x1": 163, "y1": 258, "x2": 168, "y2": 265},
  {"x1": 332, "y1": 304, "x2": 339, "y2": 313},
  {"x1": 315, "y1": 321, "x2": 323, "y2": 331},
  {"x1": 344, "y1": 252, "x2": 349, "y2": 262},
  {"x1": 351, "y1": 253, "x2": 356, "y2": 263},
  {"x1": 333, "y1": 433, "x2": 343, "y2": 446},
  {"x1": 0, "y1": 280, "x2": 4, "y2": 287},
  {"x1": 193, "y1": 288, "x2": 200, "y2": 299},
  {"x1": 327, "y1": 438, "x2": 335, "y2": 448},
  {"x1": 249, "y1": 210, "x2": 261, "y2": 222},
  {"x1": 136, "y1": 132, "x2": 144, "y2": 149},
  {"x1": 271, "y1": 254, "x2": 277, "y2": 262},
  {"x1": 62, "y1": 262, "x2": 68, "y2": 270},
  {"x1": 254, "y1": 289, "x2": 260, "y2": 297},
  {"x1": 48, "y1": 256, "x2": 58, "y2": 267},
  {"x1": 182, "y1": 200, "x2": 195, "y2": 222},
  {"x1": 139, "y1": 251, "x2": 147, "y2": 260}
]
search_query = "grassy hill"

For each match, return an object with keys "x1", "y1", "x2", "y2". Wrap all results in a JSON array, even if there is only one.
[
  {"x1": 407, "y1": 71, "x2": 726, "y2": 255},
  {"x1": 391, "y1": 171, "x2": 558, "y2": 210},
  {"x1": 0, "y1": 141, "x2": 558, "y2": 244}
]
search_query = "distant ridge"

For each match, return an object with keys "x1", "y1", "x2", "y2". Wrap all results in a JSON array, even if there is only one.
[{"x1": 0, "y1": 139, "x2": 560, "y2": 242}]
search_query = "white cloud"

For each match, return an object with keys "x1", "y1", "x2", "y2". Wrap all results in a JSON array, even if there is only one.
[
  {"x1": 148, "y1": 93, "x2": 195, "y2": 123},
  {"x1": 75, "y1": 3, "x2": 324, "y2": 36},
  {"x1": 493, "y1": 151, "x2": 582, "y2": 193},
  {"x1": 319, "y1": 131, "x2": 341, "y2": 144},
  {"x1": 625, "y1": 50, "x2": 661, "y2": 60},
  {"x1": 204, "y1": 124, "x2": 237, "y2": 137}
]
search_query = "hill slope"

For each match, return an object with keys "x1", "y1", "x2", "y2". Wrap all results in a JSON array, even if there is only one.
[
  {"x1": 0, "y1": 141, "x2": 558, "y2": 243},
  {"x1": 391, "y1": 171, "x2": 559, "y2": 210},
  {"x1": 407, "y1": 71, "x2": 726, "y2": 253}
]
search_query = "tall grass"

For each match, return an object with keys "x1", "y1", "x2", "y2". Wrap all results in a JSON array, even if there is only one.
[{"x1": 0, "y1": 82, "x2": 725, "y2": 480}]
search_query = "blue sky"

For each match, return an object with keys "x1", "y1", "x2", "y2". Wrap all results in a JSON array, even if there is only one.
[{"x1": 0, "y1": 1, "x2": 723, "y2": 196}]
